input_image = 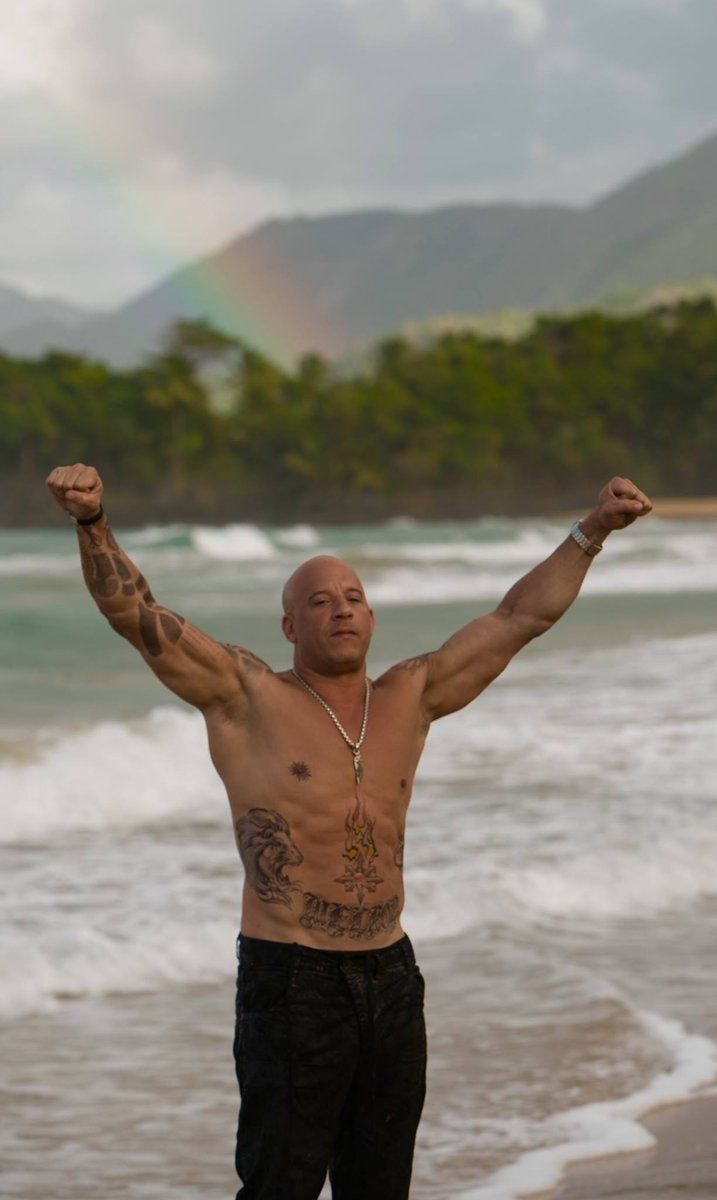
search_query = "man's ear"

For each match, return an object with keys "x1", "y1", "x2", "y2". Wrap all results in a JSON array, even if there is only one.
[{"x1": 281, "y1": 613, "x2": 297, "y2": 644}]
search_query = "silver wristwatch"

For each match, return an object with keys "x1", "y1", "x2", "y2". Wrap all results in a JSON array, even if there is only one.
[{"x1": 570, "y1": 520, "x2": 602, "y2": 557}]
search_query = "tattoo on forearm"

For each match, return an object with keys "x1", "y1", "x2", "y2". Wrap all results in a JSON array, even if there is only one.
[
  {"x1": 78, "y1": 522, "x2": 196, "y2": 660},
  {"x1": 112, "y1": 555, "x2": 131, "y2": 581},
  {"x1": 235, "y1": 807, "x2": 304, "y2": 907},
  {"x1": 300, "y1": 892, "x2": 400, "y2": 940},
  {"x1": 78, "y1": 523, "x2": 157, "y2": 613},
  {"x1": 334, "y1": 795, "x2": 383, "y2": 903},
  {"x1": 83, "y1": 549, "x2": 119, "y2": 599},
  {"x1": 136, "y1": 573, "x2": 155, "y2": 603}
]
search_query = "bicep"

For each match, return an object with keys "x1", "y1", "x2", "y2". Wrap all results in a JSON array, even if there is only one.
[
  {"x1": 112, "y1": 600, "x2": 244, "y2": 711},
  {"x1": 423, "y1": 609, "x2": 539, "y2": 719}
]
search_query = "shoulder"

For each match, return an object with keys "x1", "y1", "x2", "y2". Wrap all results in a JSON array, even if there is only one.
[
  {"x1": 373, "y1": 654, "x2": 434, "y2": 724},
  {"x1": 376, "y1": 653, "x2": 433, "y2": 687},
  {"x1": 203, "y1": 643, "x2": 280, "y2": 721},
  {"x1": 222, "y1": 643, "x2": 276, "y2": 681}
]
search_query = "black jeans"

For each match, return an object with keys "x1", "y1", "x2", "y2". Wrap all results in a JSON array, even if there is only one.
[{"x1": 233, "y1": 932, "x2": 427, "y2": 1200}]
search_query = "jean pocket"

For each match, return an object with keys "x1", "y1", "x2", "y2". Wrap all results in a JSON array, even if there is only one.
[
  {"x1": 239, "y1": 963, "x2": 294, "y2": 1013},
  {"x1": 413, "y1": 964, "x2": 426, "y2": 1003}
]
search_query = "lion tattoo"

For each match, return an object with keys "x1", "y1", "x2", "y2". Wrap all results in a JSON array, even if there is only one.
[{"x1": 235, "y1": 807, "x2": 304, "y2": 907}]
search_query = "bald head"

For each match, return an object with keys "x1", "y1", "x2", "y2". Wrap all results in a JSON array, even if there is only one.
[
  {"x1": 281, "y1": 555, "x2": 362, "y2": 615},
  {"x1": 280, "y1": 555, "x2": 375, "y2": 672}
]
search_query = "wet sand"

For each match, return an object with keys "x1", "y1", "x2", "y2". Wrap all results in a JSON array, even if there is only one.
[{"x1": 540, "y1": 1092, "x2": 717, "y2": 1199}]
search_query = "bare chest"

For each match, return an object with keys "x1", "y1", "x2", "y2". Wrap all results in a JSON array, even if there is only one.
[{"x1": 204, "y1": 679, "x2": 427, "y2": 831}]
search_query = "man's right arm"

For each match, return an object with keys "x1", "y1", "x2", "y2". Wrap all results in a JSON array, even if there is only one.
[{"x1": 45, "y1": 463, "x2": 254, "y2": 713}]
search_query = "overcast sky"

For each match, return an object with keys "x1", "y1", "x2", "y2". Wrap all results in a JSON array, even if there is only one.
[{"x1": 2, "y1": 0, "x2": 716, "y2": 308}]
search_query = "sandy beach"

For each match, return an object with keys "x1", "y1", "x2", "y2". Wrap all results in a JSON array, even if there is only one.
[
  {"x1": 648, "y1": 497, "x2": 717, "y2": 518},
  {"x1": 554, "y1": 495, "x2": 717, "y2": 520},
  {"x1": 543, "y1": 1092, "x2": 717, "y2": 1199}
]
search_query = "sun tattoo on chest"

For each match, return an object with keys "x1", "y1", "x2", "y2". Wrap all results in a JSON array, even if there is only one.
[{"x1": 290, "y1": 761, "x2": 312, "y2": 781}]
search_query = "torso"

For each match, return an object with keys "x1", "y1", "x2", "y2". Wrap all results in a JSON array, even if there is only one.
[{"x1": 203, "y1": 663, "x2": 429, "y2": 950}]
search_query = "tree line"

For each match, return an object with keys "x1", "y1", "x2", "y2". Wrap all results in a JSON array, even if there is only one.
[{"x1": 3, "y1": 299, "x2": 716, "y2": 525}]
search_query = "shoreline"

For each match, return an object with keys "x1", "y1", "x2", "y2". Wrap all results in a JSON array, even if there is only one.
[
  {"x1": 5, "y1": 495, "x2": 717, "y2": 530},
  {"x1": 555, "y1": 495, "x2": 717, "y2": 521},
  {"x1": 540, "y1": 1090, "x2": 717, "y2": 1199},
  {"x1": 620, "y1": 496, "x2": 717, "y2": 518}
]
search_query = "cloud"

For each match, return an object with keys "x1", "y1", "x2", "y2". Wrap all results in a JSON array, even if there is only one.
[
  {"x1": 0, "y1": 0, "x2": 87, "y2": 99},
  {"x1": 462, "y1": 0, "x2": 547, "y2": 41},
  {"x1": 0, "y1": 0, "x2": 715, "y2": 305},
  {"x1": 129, "y1": 15, "x2": 217, "y2": 91}
]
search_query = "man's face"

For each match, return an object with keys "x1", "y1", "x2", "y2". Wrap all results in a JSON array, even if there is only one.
[{"x1": 281, "y1": 557, "x2": 375, "y2": 673}]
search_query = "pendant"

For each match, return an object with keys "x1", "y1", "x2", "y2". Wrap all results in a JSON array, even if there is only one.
[{"x1": 353, "y1": 750, "x2": 364, "y2": 784}]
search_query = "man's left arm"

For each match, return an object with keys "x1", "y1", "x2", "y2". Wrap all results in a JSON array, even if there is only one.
[{"x1": 420, "y1": 476, "x2": 653, "y2": 720}]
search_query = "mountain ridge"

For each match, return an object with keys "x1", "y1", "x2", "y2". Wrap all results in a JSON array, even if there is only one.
[{"x1": 4, "y1": 129, "x2": 717, "y2": 366}]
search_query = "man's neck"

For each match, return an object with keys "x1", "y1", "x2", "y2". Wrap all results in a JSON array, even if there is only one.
[{"x1": 292, "y1": 661, "x2": 368, "y2": 703}]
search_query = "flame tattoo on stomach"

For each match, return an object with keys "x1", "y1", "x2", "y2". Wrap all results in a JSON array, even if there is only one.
[{"x1": 334, "y1": 794, "x2": 384, "y2": 904}]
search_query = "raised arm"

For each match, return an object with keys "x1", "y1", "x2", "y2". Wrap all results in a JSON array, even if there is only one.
[
  {"x1": 45, "y1": 463, "x2": 257, "y2": 713},
  {"x1": 396, "y1": 477, "x2": 653, "y2": 721}
]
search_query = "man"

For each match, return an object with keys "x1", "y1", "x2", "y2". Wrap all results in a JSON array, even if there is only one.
[{"x1": 45, "y1": 463, "x2": 652, "y2": 1200}]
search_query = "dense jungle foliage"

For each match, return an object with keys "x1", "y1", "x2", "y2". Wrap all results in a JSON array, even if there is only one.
[{"x1": 3, "y1": 299, "x2": 716, "y2": 525}]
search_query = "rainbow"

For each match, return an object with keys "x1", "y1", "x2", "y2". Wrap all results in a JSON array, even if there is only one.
[{"x1": 45, "y1": 91, "x2": 339, "y2": 368}]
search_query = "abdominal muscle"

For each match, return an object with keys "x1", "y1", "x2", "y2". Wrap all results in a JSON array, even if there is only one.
[{"x1": 234, "y1": 796, "x2": 407, "y2": 951}]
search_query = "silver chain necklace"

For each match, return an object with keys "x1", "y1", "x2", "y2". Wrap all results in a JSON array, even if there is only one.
[{"x1": 292, "y1": 668, "x2": 370, "y2": 783}]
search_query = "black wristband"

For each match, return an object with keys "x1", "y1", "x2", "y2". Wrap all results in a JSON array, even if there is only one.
[{"x1": 73, "y1": 504, "x2": 104, "y2": 526}]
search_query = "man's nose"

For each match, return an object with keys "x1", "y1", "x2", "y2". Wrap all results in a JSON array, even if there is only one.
[{"x1": 333, "y1": 598, "x2": 353, "y2": 618}]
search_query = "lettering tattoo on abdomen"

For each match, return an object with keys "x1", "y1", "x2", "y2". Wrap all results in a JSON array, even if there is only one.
[
  {"x1": 300, "y1": 892, "x2": 400, "y2": 940},
  {"x1": 235, "y1": 807, "x2": 304, "y2": 907}
]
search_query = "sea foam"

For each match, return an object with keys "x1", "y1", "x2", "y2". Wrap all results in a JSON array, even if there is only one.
[
  {"x1": 0, "y1": 917, "x2": 237, "y2": 1019},
  {"x1": 191, "y1": 523, "x2": 276, "y2": 560},
  {"x1": 0, "y1": 706, "x2": 224, "y2": 843},
  {"x1": 459, "y1": 1007, "x2": 717, "y2": 1199}
]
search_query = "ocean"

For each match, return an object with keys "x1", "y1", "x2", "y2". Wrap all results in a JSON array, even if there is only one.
[{"x1": 2, "y1": 512, "x2": 717, "y2": 1199}]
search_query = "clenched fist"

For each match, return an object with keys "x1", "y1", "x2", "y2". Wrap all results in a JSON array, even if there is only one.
[
  {"x1": 595, "y1": 476, "x2": 653, "y2": 531},
  {"x1": 45, "y1": 463, "x2": 104, "y2": 521}
]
